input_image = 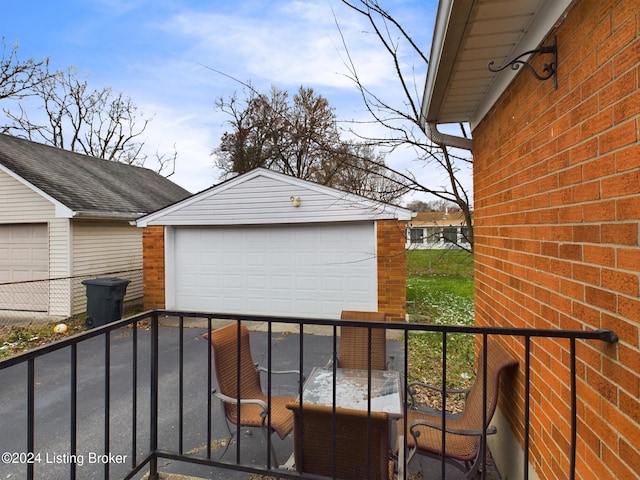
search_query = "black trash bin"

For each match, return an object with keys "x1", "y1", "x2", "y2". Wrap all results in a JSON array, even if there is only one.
[{"x1": 82, "y1": 277, "x2": 130, "y2": 329}]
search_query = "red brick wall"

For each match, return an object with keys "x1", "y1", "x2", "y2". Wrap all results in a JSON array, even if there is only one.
[
  {"x1": 473, "y1": 1, "x2": 639, "y2": 478},
  {"x1": 376, "y1": 220, "x2": 407, "y2": 322},
  {"x1": 142, "y1": 226, "x2": 165, "y2": 310}
]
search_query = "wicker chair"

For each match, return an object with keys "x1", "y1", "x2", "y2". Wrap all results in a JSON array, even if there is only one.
[
  {"x1": 401, "y1": 340, "x2": 518, "y2": 479},
  {"x1": 203, "y1": 323, "x2": 299, "y2": 467},
  {"x1": 337, "y1": 310, "x2": 389, "y2": 371},
  {"x1": 286, "y1": 402, "x2": 395, "y2": 480}
]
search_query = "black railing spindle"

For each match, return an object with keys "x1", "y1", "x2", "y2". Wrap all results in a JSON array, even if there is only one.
[
  {"x1": 70, "y1": 344, "x2": 77, "y2": 480},
  {"x1": 131, "y1": 321, "x2": 137, "y2": 467},
  {"x1": 104, "y1": 332, "x2": 111, "y2": 479},
  {"x1": 27, "y1": 358, "x2": 35, "y2": 480}
]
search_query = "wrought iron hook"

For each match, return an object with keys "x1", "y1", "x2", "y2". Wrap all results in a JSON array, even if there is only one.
[{"x1": 488, "y1": 36, "x2": 557, "y2": 88}]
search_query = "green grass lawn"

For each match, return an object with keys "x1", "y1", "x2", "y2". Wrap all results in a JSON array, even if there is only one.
[
  {"x1": 406, "y1": 248, "x2": 474, "y2": 277},
  {"x1": 405, "y1": 249, "x2": 476, "y2": 403}
]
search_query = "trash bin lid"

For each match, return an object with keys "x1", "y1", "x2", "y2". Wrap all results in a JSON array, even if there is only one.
[{"x1": 81, "y1": 277, "x2": 131, "y2": 287}]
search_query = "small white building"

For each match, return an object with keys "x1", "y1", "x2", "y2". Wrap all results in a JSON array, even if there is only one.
[
  {"x1": 406, "y1": 211, "x2": 470, "y2": 249},
  {"x1": 0, "y1": 134, "x2": 190, "y2": 318}
]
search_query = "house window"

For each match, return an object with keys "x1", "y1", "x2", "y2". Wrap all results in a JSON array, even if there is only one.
[
  {"x1": 410, "y1": 228, "x2": 423, "y2": 243},
  {"x1": 424, "y1": 227, "x2": 440, "y2": 243},
  {"x1": 460, "y1": 226, "x2": 470, "y2": 243},
  {"x1": 443, "y1": 226, "x2": 457, "y2": 243}
]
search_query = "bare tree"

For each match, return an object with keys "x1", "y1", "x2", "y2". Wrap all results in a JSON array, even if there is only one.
[
  {"x1": 328, "y1": 141, "x2": 407, "y2": 203},
  {"x1": 0, "y1": 39, "x2": 50, "y2": 102},
  {"x1": 337, "y1": 0, "x2": 474, "y2": 251},
  {"x1": 406, "y1": 199, "x2": 461, "y2": 213},
  {"x1": 1, "y1": 61, "x2": 176, "y2": 176},
  {"x1": 214, "y1": 83, "x2": 407, "y2": 203}
]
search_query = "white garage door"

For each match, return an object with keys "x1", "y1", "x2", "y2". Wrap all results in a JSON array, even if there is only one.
[
  {"x1": 171, "y1": 223, "x2": 377, "y2": 318},
  {"x1": 0, "y1": 224, "x2": 49, "y2": 311}
]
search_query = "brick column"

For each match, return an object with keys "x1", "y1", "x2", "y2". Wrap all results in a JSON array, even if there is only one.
[
  {"x1": 142, "y1": 226, "x2": 165, "y2": 310},
  {"x1": 376, "y1": 220, "x2": 407, "y2": 322}
]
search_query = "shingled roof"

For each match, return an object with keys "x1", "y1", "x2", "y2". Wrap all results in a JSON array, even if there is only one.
[{"x1": 0, "y1": 133, "x2": 192, "y2": 218}]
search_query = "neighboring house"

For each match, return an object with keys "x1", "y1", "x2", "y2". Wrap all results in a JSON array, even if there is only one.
[
  {"x1": 406, "y1": 210, "x2": 470, "y2": 249},
  {"x1": 136, "y1": 167, "x2": 414, "y2": 322},
  {"x1": 0, "y1": 133, "x2": 191, "y2": 318},
  {"x1": 422, "y1": 1, "x2": 638, "y2": 479}
]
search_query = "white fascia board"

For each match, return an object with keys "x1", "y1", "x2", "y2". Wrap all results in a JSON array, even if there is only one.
[
  {"x1": 469, "y1": 0, "x2": 574, "y2": 129},
  {"x1": 0, "y1": 163, "x2": 74, "y2": 218},
  {"x1": 420, "y1": 0, "x2": 456, "y2": 126}
]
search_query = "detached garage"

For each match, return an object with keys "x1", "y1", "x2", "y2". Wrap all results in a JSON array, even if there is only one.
[
  {"x1": 0, "y1": 133, "x2": 191, "y2": 319},
  {"x1": 137, "y1": 168, "x2": 414, "y2": 321}
]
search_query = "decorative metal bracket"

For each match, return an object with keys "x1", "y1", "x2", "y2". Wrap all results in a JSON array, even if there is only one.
[{"x1": 488, "y1": 36, "x2": 557, "y2": 88}]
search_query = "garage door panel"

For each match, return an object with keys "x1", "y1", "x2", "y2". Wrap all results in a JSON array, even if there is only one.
[
  {"x1": 0, "y1": 223, "x2": 48, "y2": 311},
  {"x1": 173, "y1": 224, "x2": 377, "y2": 318}
]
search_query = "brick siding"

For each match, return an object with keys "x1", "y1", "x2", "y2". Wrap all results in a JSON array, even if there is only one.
[
  {"x1": 473, "y1": 0, "x2": 639, "y2": 478},
  {"x1": 376, "y1": 220, "x2": 408, "y2": 322},
  {"x1": 142, "y1": 226, "x2": 165, "y2": 310}
]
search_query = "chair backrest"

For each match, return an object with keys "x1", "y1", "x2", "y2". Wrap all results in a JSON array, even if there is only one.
[
  {"x1": 287, "y1": 402, "x2": 391, "y2": 480},
  {"x1": 339, "y1": 310, "x2": 388, "y2": 370},
  {"x1": 204, "y1": 323, "x2": 263, "y2": 400},
  {"x1": 460, "y1": 340, "x2": 519, "y2": 428}
]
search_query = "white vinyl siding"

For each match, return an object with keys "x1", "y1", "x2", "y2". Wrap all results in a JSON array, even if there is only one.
[
  {"x1": 71, "y1": 220, "x2": 143, "y2": 314},
  {"x1": 145, "y1": 171, "x2": 409, "y2": 226},
  {"x1": 48, "y1": 218, "x2": 72, "y2": 316},
  {"x1": 0, "y1": 169, "x2": 56, "y2": 222}
]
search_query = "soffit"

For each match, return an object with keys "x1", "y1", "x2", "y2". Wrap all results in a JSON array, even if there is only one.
[{"x1": 422, "y1": 0, "x2": 573, "y2": 130}]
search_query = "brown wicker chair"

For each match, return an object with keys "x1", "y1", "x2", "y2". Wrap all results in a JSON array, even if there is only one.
[
  {"x1": 401, "y1": 340, "x2": 518, "y2": 479},
  {"x1": 337, "y1": 310, "x2": 389, "y2": 371},
  {"x1": 286, "y1": 402, "x2": 394, "y2": 480},
  {"x1": 204, "y1": 323, "x2": 299, "y2": 466}
]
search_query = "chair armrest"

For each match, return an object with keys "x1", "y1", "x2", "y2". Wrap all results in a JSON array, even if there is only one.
[
  {"x1": 407, "y1": 381, "x2": 471, "y2": 408},
  {"x1": 409, "y1": 418, "x2": 498, "y2": 437},
  {"x1": 212, "y1": 390, "x2": 268, "y2": 413},
  {"x1": 257, "y1": 366, "x2": 305, "y2": 381}
]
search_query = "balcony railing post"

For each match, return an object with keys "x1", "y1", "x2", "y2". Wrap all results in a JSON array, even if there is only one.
[
  {"x1": 70, "y1": 344, "x2": 77, "y2": 480},
  {"x1": 104, "y1": 332, "x2": 111, "y2": 479},
  {"x1": 131, "y1": 321, "x2": 138, "y2": 468},
  {"x1": 27, "y1": 358, "x2": 35, "y2": 480},
  {"x1": 148, "y1": 311, "x2": 159, "y2": 480},
  {"x1": 524, "y1": 337, "x2": 531, "y2": 480},
  {"x1": 569, "y1": 338, "x2": 577, "y2": 480}
]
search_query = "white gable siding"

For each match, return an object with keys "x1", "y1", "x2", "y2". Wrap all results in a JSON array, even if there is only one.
[
  {"x1": 71, "y1": 220, "x2": 143, "y2": 314},
  {"x1": 0, "y1": 169, "x2": 56, "y2": 222},
  {"x1": 146, "y1": 173, "x2": 404, "y2": 226}
]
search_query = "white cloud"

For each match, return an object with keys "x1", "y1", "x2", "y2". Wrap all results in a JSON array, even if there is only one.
[{"x1": 160, "y1": 1, "x2": 400, "y2": 89}]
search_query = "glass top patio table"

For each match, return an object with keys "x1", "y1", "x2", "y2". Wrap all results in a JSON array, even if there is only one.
[{"x1": 299, "y1": 367, "x2": 403, "y2": 418}]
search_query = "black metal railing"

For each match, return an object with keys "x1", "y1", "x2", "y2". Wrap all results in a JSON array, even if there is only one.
[{"x1": 0, "y1": 310, "x2": 617, "y2": 480}]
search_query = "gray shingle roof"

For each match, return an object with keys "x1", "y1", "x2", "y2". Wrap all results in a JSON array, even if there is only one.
[{"x1": 0, "y1": 133, "x2": 192, "y2": 217}]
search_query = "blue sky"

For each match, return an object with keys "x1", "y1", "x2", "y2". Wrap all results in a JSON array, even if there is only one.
[{"x1": 1, "y1": 0, "x2": 452, "y2": 201}]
